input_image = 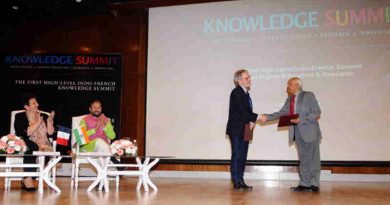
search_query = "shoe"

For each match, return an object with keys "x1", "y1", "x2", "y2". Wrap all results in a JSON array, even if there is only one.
[
  {"x1": 233, "y1": 183, "x2": 242, "y2": 190},
  {"x1": 240, "y1": 182, "x2": 253, "y2": 190},
  {"x1": 21, "y1": 180, "x2": 36, "y2": 192},
  {"x1": 310, "y1": 186, "x2": 320, "y2": 192},
  {"x1": 290, "y1": 185, "x2": 311, "y2": 192}
]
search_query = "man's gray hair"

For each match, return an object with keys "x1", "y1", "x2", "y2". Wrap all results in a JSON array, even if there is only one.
[
  {"x1": 289, "y1": 77, "x2": 303, "y2": 89},
  {"x1": 233, "y1": 69, "x2": 248, "y2": 86}
]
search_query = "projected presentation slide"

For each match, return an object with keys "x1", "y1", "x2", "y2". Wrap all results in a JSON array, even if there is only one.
[{"x1": 146, "y1": 0, "x2": 390, "y2": 161}]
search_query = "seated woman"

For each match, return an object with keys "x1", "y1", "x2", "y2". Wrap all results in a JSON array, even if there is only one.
[{"x1": 14, "y1": 93, "x2": 55, "y2": 191}]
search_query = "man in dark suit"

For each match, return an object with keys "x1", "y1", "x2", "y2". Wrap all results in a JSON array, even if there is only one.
[
  {"x1": 260, "y1": 77, "x2": 322, "y2": 192},
  {"x1": 226, "y1": 69, "x2": 258, "y2": 190}
]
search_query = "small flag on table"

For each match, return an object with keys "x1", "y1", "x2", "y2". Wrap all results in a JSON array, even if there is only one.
[
  {"x1": 57, "y1": 126, "x2": 71, "y2": 146},
  {"x1": 73, "y1": 126, "x2": 90, "y2": 146}
]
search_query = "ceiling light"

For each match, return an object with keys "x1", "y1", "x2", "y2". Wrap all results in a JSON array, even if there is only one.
[{"x1": 12, "y1": 5, "x2": 19, "y2": 10}]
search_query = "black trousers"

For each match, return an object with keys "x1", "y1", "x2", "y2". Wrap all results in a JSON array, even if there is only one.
[
  {"x1": 23, "y1": 143, "x2": 39, "y2": 173},
  {"x1": 23, "y1": 144, "x2": 49, "y2": 173},
  {"x1": 229, "y1": 135, "x2": 249, "y2": 184}
]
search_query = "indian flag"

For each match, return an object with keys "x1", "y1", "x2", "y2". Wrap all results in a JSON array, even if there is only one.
[
  {"x1": 57, "y1": 126, "x2": 71, "y2": 146},
  {"x1": 73, "y1": 126, "x2": 90, "y2": 146}
]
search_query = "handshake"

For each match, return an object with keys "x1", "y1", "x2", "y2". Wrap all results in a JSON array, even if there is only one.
[
  {"x1": 257, "y1": 114, "x2": 268, "y2": 123},
  {"x1": 255, "y1": 114, "x2": 300, "y2": 126},
  {"x1": 249, "y1": 115, "x2": 268, "y2": 130}
]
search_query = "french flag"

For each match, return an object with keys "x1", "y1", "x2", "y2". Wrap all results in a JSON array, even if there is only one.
[{"x1": 57, "y1": 126, "x2": 71, "y2": 146}]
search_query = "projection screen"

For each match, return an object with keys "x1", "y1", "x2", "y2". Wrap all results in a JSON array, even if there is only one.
[{"x1": 146, "y1": 0, "x2": 390, "y2": 161}]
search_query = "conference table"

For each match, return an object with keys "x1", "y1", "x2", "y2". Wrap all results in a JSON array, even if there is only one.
[
  {"x1": 76, "y1": 153, "x2": 162, "y2": 192},
  {"x1": 0, "y1": 151, "x2": 63, "y2": 194},
  {"x1": 0, "y1": 152, "x2": 163, "y2": 193}
]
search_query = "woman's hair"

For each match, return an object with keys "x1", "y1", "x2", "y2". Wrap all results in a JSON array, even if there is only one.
[{"x1": 21, "y1": 93, "x2": 36, "y2": 107}]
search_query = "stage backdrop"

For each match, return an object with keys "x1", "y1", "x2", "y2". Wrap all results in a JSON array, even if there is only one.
[
  {"x1": 0, "y1": 53, "x2": 122, "y2": 154},
  {"x1": 146, "y1": 0, "x2": 390, "y2": 161}
]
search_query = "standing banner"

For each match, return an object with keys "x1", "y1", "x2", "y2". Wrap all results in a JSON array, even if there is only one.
[{"x1": 0, "y1": 53, "x2": 122, "y2": 155}]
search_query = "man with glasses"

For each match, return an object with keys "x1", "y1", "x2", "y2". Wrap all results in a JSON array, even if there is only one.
[
  {"x1": 259, "y1": 77, "x2": 322, "y2": 192},
  {"x1": 226, "y1": 69, "x2": 258, "y2": 190}
]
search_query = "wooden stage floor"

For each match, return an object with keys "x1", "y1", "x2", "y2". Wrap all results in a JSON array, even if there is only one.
[{"x1": 1, "y1": 177, "x2": 390, "y2": 205}]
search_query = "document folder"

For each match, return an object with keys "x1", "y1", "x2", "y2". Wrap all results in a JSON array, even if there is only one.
[
  {"x1": 277, "y1": 114, "x2": 299, "y2": 127},
  {"x1": 244, "y1": 123, "x2": 253, "y2": 141}
]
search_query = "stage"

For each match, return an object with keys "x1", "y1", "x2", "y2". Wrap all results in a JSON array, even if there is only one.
[{"x1": 1, "y1": 177, "x2": 389, "y2": 205}]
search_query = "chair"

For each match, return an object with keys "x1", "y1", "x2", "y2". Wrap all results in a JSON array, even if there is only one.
[
  {"x1": 70, "y1": 115, "x2": 118, "y2": 189},
  {"x1": 70, "y1": 115, "x2": 93, "y2": 188},
  {"x1": 4, "y1": 110, "x2": 57, "y2": 190}
]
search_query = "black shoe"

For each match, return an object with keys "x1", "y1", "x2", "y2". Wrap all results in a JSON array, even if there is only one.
[
  {"x1": 240, "y1": 182, "x2": 253, "y2": 190},
  {"x1": 310, "y1": 186, "x2": 320, "y2": 192},
  {"x1": 233, "y1": 183, "x2": 242, "y2": 190},
  {"x1": 290, "y1": 185, "x2": 311, "y2": 192},
  {"x1": 21, "y1": 180, "x2": 36, "y2": 192}
]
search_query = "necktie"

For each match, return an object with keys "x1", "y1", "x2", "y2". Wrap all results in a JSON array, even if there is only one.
[
  {"x1": 289, "y1": 95, "x2": 295, "y2": 115},
  {"x1": 247, "y1": 92, "x2": 252, "y2": 109}
]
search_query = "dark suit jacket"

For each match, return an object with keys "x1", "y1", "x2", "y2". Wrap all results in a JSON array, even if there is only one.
[
  {"x1": 14, "y1": 112, "x2": 54, "y2": 153},
  {"x1": 226, "y1": 86, "x2": 258, "y2": 138}
]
